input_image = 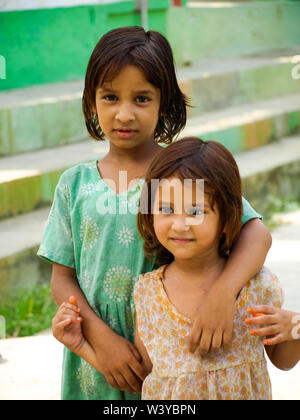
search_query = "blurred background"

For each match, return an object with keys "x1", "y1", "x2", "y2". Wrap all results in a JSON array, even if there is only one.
[{"x1": 0, "y1": 0, "x2": 300, "y2": 399}]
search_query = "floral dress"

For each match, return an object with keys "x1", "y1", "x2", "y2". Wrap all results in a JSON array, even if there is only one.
[
  {"x1": 134, "y1": 265, "x2": 284, "y2": 400},
  {"x1": 37, "y1": 159, "x2": 262, "y2": 400}
]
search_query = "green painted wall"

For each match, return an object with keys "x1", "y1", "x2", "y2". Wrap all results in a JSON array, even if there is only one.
[{"x1": 0, "y1": 0, "x2": 169, "y2": 91}]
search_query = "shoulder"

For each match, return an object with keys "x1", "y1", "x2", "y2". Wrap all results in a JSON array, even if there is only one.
[
  {"x1": 134, "y1": 266, "x2": 165, "y2": 297},
  {"x1": 58, "y1": 160, "x2": 97, "y2": 187},
  {"x1": 250, "y1": 266, "x2": 284, "y2": 307}
]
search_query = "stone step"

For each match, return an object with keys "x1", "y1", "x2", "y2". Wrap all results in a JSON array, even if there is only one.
[
  {"x1": 182, "y1": 92, "x2": 300, "y2": 153},
  {"x1": 179, "y1": 50, "x2": 300, "y2": 117},
  {"x1": 169, "y1": 2, "x2": 300, "y2": 66},
  {"x1": 1, "y1": 92, "x2": 300, "y2": 220},
  {"x1": 0, "y1": 80, "x2": 86, "y2": 156},
  {"x1": 1, "y1": 134, "x2": 300, "y2": 303},
  {"x1": 1, "y1": 50, "x2": 300, "y2": 156}
]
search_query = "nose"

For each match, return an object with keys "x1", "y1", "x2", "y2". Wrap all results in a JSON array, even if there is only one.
[
  {"x1": 171, "y1": 215, "x2": 190, "y2": 232},
  {"x1": 115, "y1": 102, "x2": 134, "y2": 123}
]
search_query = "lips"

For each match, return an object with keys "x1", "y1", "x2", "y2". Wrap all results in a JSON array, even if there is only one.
[
  {"x1": 114, "y1": 128, "x2": 137, "y2": 138},
  {"x1": 170, "y1": 237, "x2": 194, "y2": 244}
]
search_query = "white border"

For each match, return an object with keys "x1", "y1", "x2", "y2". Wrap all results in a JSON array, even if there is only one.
[{"x1": 0, "y1": 0, "x2": 127, "y2": 12}]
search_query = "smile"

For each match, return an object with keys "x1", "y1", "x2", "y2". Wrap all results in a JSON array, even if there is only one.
[{"x1": 170, "y1": 238, "x2": 194, "y2": 244}]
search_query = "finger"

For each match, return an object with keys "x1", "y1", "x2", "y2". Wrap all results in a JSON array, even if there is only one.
[
  {"x1": 106, "y1": 373, "x2": 121, "y2": 391},
  {"x1": 130, "y1": 345, "x2": 142, "y2": 363},
  {"x1": 263, "y1": 333, "x2": 285, "y2": 346},
  {"x1": 211, "y1": 330, "x2": 223, "y2": 352},
  {"x1": 199, "y1": 331, "x2": 213, "y2": 356},
  {"x1": 114, "y1": 371, "x2": 136, "y2": 394},
  {"x1": 122, "y1": 366, "x2": 142, "y2": 393},
  {"x1": 53, "y1": 318, "x2": 72, "y2": 334},
  {"x1": 246, "y1": 305, "x2": 276, "y2": 316},
  {"x1": 60, "y1": 302, "x2": 80, "y2": 313},
  {"x1": 222, "y1": 326, "x2": 233, "y2": 348},
  {"x1": 188, "y1": 326, "x2": 202, "y2": 353},
  {"x1": 69, "y1": 296, "x2": 78, "y2": 307},
  {"x1": 60, "y1": 307, "x2": 81, "y2": 317},
  {"x1": 245, "y1": 314, "x2": 275, "y2": 326},
  {"x1": 249, "y1": 325, "x2": 279, "y2": 337},
  {"x1": 128, "y1": 353, "x2": 147, "y2": 382}
]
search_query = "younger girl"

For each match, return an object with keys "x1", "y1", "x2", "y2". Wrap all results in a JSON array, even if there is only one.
[
  {"x1": 52, "y1": 137, "x2": 300, "y2": 400},
  {"x1": 39, "y1": 27, "x2": 271, "y2": 400}
]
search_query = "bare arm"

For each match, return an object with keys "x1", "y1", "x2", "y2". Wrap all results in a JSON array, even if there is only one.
[
  {"x1": 189, "y1": 218, "x2": 272, "y2": 354},
  {"x1": 51, "y1": 262, "x2": 147, "y2": 393},
  {"x1": 246, "y1": 306, "x2": 300, "y2": 371},
  {"x1": 216, "y1": 218, "x2": 272, "y2": 297},
  {"x1": 266, "y1": 340, "x2": 300, "y2": 371}
]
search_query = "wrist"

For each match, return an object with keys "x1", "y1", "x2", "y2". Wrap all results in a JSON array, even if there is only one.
[{"x1": 211, "y1": 275, "x2": 238, "y2": 301}]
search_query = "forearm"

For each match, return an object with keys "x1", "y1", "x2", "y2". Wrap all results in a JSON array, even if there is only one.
[
  {"x1": 269, "y1": 340, "x2": 300, "y2": 371},
  {"x1": 215, "y1": 219, "x2": 272, "y2": 297},
  {"x1": 73, "y1": 339, "x2": 99, "y2": 369}
]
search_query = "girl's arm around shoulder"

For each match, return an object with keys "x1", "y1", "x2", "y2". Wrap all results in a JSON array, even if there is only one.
[{"x1": 188, "y1": 218, "x2": 272, "y2": 354}]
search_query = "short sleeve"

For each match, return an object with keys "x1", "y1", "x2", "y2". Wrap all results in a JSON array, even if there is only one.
[
  {"x1": 261, "y1": 268, "x2": 284, "y2": 309},
  {"x1": 242, "y1": 197, "x2": 262, "y2": 225},
  {"x1": 37, "y1": 172, "x2": 75, "y2": 269}
]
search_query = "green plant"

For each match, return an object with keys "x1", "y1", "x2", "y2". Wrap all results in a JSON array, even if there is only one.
[{"x1": 0, "y1": 282, "x2": 57, "y2": 338}]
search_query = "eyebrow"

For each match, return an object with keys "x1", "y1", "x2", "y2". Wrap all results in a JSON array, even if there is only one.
[
  {"x1": 99, "y1": 88, "x2": 155, "y2": 96},
  {"x1": 158, "y1": 201, "x2": 209, "y2": 207}
]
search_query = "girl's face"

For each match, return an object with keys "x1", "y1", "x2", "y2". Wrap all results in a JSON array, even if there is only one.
[
  {"x1": 94, "y1": 65, "x2": 161, "y2": 150},
  {"x1": 153, "y1": 177, "x2": 222, "y2": 261}
]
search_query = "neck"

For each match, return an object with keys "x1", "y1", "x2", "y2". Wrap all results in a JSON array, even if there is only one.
[
  {"x1": 107, "y1": 139, "x2": 162, "y2": 165},
  {"x1": 169, "y1": 249, "x2": 226, "y2": 288}
]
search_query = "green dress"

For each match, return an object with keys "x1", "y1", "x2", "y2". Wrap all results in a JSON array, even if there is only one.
[{"x1": 37, "y1": 159, "x2": 262, "y2": 400}]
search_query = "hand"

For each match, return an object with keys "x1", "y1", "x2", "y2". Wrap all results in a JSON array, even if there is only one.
[
  {"x1": 188, "y1": 284, "x2": 235, "y2": 355},
  {"x1": 52, "y1": 298, "x2": 84, "y2": 352},
  {"x1": 92, "y1": 331, "x2": 147, "y2": 394},
  {"x1": 245, "y1": 306, "x2": 300, "y2": 345}
]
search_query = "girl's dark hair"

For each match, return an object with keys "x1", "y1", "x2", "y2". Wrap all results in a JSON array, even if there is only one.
[
  {"x1": 137, "y1": 137, "x2": 243, "y2": 264},
  {"x1": 82, "y1": 26, "x2": 188, "y2": 144}
]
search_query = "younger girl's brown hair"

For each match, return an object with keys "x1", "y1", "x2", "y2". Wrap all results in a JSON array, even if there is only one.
[
  {"x1": 137, "y1": 137, "x2": 243, "y2": 264},
  {"x1": 82, "y1": 26, "x2": 188, "y2": 144}
]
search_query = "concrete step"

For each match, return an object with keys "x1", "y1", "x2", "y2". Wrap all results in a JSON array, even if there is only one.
[
  {"x1": 1, "y1": 50, "x2": 300, "y2": 156},
  {"x1": 168, "y1": 2, "x2": 300, "y2": 66},
  {"x1": 179, "y1": 50, "x2": 300, "y2": 117},
  {"x1": 182, "y1": 92, "x2": 300, "y2": 152},
  {"x1": 1, "y1": 135, "x2": 300, "y2": 304},
  {"x1": 1, "y1": 93, "x2": 300, "y2": 220},
  {"x1": 0, "y1": 80, "x2": 86, "y2": 156},
  {"x1": 0, "y1": 138, "x2": 108, "y2": 220}
]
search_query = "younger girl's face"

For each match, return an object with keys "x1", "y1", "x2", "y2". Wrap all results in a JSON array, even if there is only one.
[
  {"x1": 94, "y1": 64, "x2": 161, "y2": 149},
  {"x1": 153, "y1": 177, "x2": 222, "y2": 261}
]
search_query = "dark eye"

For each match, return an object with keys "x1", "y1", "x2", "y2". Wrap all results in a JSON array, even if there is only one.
[
  {"x1": 103, "y1": 95, "x2": 117, "y2": 101},
  {"x1": 136, "y1": 96, "x2": 149, "y2": 103}
]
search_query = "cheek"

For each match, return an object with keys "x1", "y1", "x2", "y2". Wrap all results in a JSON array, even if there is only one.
[{"x1": 153, "y1": 217, "x2": 169, "y2": 243}]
